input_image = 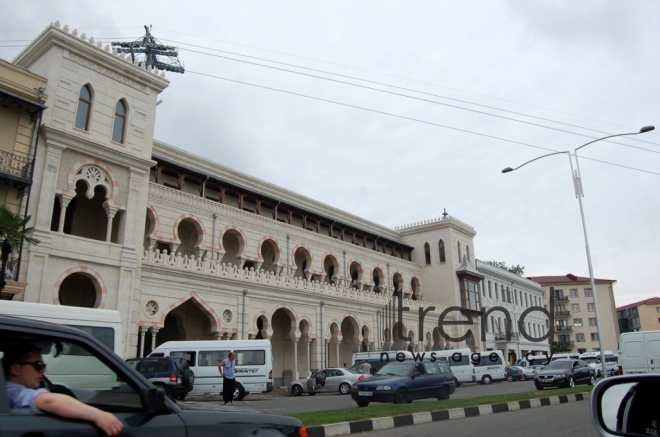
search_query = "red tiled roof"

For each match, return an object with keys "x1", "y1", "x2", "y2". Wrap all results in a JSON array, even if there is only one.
[
  {"x1": 526, "y1": 274, "x2": 615, "y2": 284},
  {"x1": 616, "y1": 297, "x2": 660, "y2": 312}
]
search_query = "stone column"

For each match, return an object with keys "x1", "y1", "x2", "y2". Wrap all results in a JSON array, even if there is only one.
[
  {"x1": 292, "y1": 338, "x2": 299, "y2": 380},
  {"x1": 213, "y1": 331, "x2": 223, "y2": 340},
  {"x1": 103, "y1": 204, "x2": 118, "y2": 242},
  {"x1": 139, "y1": 327, "x2": 148, "y2": 357},
  {"x1": 57, "y1": 195, "x2": 73, "y2": 233},
  {"x1": 334, "y1": 340, "x2": 341, "y2": 368},
  {"x1": 324, "y1": 339, "x2": 329, "y2": 368},
  {"x1": 150, "y1": 327, "x2": 160, "y2": 352},
  {"x1": 305, "y1": 339, "x2": 312, "y2": 376}
]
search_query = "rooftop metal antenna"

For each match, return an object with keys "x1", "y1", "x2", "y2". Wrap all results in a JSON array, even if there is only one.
[{"x1": 111, "y1": 25, "x2": 185, "y2": 74}]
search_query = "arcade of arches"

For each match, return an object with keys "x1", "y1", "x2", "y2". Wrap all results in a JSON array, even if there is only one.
[{"x1": 135, "y1": 295, "x2": 468, "y2": 385}]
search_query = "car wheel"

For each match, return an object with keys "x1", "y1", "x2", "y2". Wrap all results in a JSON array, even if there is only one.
[
  {"x1": 589, "y1": 374, "x2": 596, "y2": 385},
  {"x1": 339, "y1": 382, "x2": 351, "y2": 395},
  {"x1": 292, "y1": 385, "x2": 303, "y2": 396},
  {"x1": 568, "y1": 377, "x2": 575, "y2": 388},
  {"x1": 438, "y1": 386, "x2": 450, "y2": 400},
  {"x1": 522, "y1": 375, "x2": 528, "y2": 381},
  {"x1": 356, "y1": 401, "x2": 370, "y2": 407},
  {"x1": 454, "y1": 378, "x2": 461, "y2": 388},
  {"x1": 481, "y1": 375, "x2": 492, "y2": 385},
  {"x1": 175, "y1": 393, "x2": 187, "y2": 401},
  {"x1": 535, "y1": 382, "x2": 543, "y2": 390},
  {"x1": 394, "y1": 389, "x2": 408, "y2": 404},
  {"x1": 233, "y1": 383, "x2": 246, "y2": 401},
  {"x1": 506, "y1": 375, "x2": 513, "y2": 382}
]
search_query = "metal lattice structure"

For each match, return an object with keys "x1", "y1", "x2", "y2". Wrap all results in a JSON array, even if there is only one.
[{"x1": 111, "y1": 25, "x2": 184, "y2": 74}]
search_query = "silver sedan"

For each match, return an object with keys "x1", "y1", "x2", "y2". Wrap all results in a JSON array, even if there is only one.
[{"x1": 288, "y1": 368, "x2": 366, "y2": 396}]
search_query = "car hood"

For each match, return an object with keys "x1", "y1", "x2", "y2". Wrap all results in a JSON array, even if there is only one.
[{"x1": 537, "y1": 369, "x2": 571, "y2": 376}]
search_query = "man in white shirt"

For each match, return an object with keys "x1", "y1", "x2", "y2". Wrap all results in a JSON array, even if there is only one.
[{"x1": 3, "y1": 343, "x2": 123, "y2": 436}]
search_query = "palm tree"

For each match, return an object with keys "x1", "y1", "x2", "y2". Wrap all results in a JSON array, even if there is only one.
[{"x1": 0, "y1": 204, "x2": 39, "y2": 292}]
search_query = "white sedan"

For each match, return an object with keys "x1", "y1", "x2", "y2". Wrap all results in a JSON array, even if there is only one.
[{"x1": 288, "y1": 368, "x2": 366, "y2": 396}]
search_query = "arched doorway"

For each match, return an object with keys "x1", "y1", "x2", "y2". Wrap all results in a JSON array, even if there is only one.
[
  {"x1": 323, "y1": 255, "x2": 339, "y2": 284},
  {"x1": 153, "y1": 299, "x2": 216, "y2": 353},
  {"x1": 293, "y1": 247, "x2": 311, "y2": 279},
  {"x1": 372, "y1": 268, "x2": 384, "y2": 293},
  {"x1": 260, "y1": 239, "x2": 280, "y2": 273},
  {"x1": 58, "y1": 272, "x2": 98, "y2": 308},
  {"x1": 220, "y1": 229, "x2": 244, "y2": 266},
  {"x1": 340, "y1": 317, "x2": 359, "y2": 367},
  {"x1": 176, "y1": 218, "x2": 201, "y2": 257},
  {"x1": 270, "y1": 308, "x2": 297, "y2": 386}
]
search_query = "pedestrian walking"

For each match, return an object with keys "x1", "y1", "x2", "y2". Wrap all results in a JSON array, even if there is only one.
[{"x1": 218, "y1": 351, "x2": 236, "y2": 405}]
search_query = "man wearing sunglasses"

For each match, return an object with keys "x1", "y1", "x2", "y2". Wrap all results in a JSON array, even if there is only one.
[{"x1": 2, "y1": 343, "x2": 123, "y2": 436}]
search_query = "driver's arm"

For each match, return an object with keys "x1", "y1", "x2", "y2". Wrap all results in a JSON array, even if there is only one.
[{"x1": 34, "y1": 393, "x2": 123, "y2": 437}]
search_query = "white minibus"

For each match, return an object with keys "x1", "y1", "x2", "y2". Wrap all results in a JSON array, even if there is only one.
[
  {"x1": 149, "y1": 340, "x2": 273, "y2": 399},
  {"x1": 618, "y1": 331, "x2": 660, "y2": 375},
  {"x1": 426, "y1": 349, "x2": 475, "y2": 386},
  {"x1": 0, "y1": 300, "x2": 123, "y2": 355},
  {"x1": 473, "y1": 350, "x2": 506, "y2": 384},
  {"x1": 579, "y1": 350, "x2": 618, "y2": 376}
]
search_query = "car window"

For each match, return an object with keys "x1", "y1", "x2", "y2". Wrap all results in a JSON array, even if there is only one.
[
  {"x1": 236, "y1": 350, "x2": 265, "y2": 365},
  {"x1": 423, "y1": 362, "x2": 439, "y2": 374},
  {"x1": 437, "y1": 363, "x2": 451, "y2": 374},
  {"x1": 171, "y1": 351, "x2": 196, "y2": 366},
  {"x1": 376, "y1": 362, "x2": 414, "y2": 376},
  {"x1": 198, "y1": 350, "x2": 231, "y2": 366},
  {"x1": 414, "y1": 363, "x2": 426, "y2": 374},
  {"x1": 5, "y1": 337, "x2": 143, "y2": 413}
]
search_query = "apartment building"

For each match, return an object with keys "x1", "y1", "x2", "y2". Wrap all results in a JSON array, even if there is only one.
[
  {"x1": 528, "y1": 274, "x2": 619, "y2": 353},
  {"x1": 0, "y1": 58, "x2": 48, "y2": 299},
  {"x1": 617, "y1": 297, "x2": 660, "y2": 333}
]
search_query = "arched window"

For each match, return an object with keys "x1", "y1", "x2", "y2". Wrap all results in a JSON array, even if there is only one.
[
  {"x1": 112, "y1": 99, "x2": 127, "y2": 143},
  {"x1": 424, "y1": 242, "x2": 431, "y2": 265},
  {"x1": 75, "y1": 84, "x2": 92, "y2": 130},
  {"x1": 438, "y1": 239, "x2": 446, "y2": 263}
]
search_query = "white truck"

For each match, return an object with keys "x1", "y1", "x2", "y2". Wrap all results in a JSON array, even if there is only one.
[{"x1": 618, "y1": 331, "x2": 660, "y2": 375}]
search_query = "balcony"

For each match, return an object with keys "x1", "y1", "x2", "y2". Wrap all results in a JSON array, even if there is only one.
[
  {"x1": 0, "y1": 150, "x2": 33, "y2": 196},
  {"x1": 555, "y1": 325, "x2": 572, "y2": 332},
  {"x1": 494, "y1": 332, "x2": 520, "y2": 342},
  {"x1": 554, "y1": 310, "x2": 571, "y2": 318},
  {"x1": 553, "y1": 296, "x2": 569, "y2": 302}
]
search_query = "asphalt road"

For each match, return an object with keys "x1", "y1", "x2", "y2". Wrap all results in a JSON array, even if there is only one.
[
  {"x1": 183, "y1": 379, "x2": 560, "y2": 414},
  {"x1": 353, "y1": 400, "x2": 598, "y2": 437}
]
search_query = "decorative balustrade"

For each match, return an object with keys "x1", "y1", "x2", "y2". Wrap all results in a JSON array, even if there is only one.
[
  {"x1": 142, "y1": 248, "x2": 440, "y2": 313},
  {"x1": 0, "y1": 150, "x2": 33, "y2": 181}
]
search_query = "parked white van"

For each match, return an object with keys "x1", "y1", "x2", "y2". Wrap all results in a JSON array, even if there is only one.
[
  {"x1": 0, "y1": 300, "x2": 123, "y2": 355},
  {"x1": 149, "y1": 339, "x2": 273, "y2": 399},
  {"x1": 473, "y1": 350, "x2": 506, "y2": 384},
  {"x1": 579, "y1": 351, "x2": 618, "y2": 376},
  {"x1": 427, "y1": 349, "x2": 475, "y2": 386},
  {"x1": 350, "y1": 350, "x2": 414, "y2": 375},
  {"x1": 618, "y1": 331, "x2": 660, "y2": 375}
]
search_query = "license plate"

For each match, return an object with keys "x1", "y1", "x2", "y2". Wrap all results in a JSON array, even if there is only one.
[{"x1": 358, "y1": 391, "x2": 373, "y2": 396}]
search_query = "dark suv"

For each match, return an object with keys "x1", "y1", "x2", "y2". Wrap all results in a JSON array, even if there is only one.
[
  {"x1": 0, "y1": 314, "x2": 306, "y2": 437},
  {"x1": 127, "y1": 357, "x2": 194, "y2": 400}
]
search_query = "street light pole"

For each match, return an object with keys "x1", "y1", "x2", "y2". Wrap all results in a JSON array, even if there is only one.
[{"x1": 502, "y1": 126, "x2": 655, "y2": 379}]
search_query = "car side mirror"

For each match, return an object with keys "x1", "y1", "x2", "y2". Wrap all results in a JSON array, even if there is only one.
[
  {"x1": 140, "y1": 387, "x2": 166, "y2": 415},
  {"x1": 412, "y1": 371, "x2": 421, "y2": 377},
  {"x1": 591, "y1": 374, "x2": 660, "y2": 436}
]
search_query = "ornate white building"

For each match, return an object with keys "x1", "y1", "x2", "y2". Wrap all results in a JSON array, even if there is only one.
[{"x1": 7, "y1": 22, "x2": 548, "y2": 385}]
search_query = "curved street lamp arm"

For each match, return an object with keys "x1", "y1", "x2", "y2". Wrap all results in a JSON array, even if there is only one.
[
  {"x1": 502, "y1": 151, "x2": 569, "y2": 173},
  {"x1": 575, "y1": 127, "x2": 655, "y2": 152}
]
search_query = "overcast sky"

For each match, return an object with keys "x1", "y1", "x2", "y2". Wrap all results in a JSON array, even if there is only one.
[{"x1": 2, "y1": 1, "x2": 658, "y2": 307}]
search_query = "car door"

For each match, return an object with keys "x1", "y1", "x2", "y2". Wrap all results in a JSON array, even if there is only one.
[
  {"x1": 324, "y1": 370, "x2": 342, "y2": 391},
  {"x1": 306, "y1": 370, "x2": 328, "y2": 393},
  {"x1": 423, "y1": 362, "x2": 445, "y2": 397},
  {"x1": 645, "y1": 332, "x2": 660, "y2": 374},
  {"x1": 407, "y1": 363, "x2": 429, "y2": 399}
]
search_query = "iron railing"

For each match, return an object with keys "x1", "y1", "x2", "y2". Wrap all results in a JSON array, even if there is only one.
[
  {"x1": 555, "y1": 310, "x2": 571, "y2": 317},
  {"x1": 0, "y1": 150, "x2": 33, "y2": 180}
]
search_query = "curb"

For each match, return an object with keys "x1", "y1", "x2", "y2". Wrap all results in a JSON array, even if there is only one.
[{"x1": 305, "y1": 393, "x2": 590, "y2": 437}]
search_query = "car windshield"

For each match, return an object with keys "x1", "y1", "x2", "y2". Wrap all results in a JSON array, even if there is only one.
[
  {"x1": 543, "y1": 360, "x2": 574, "y2": 370},
  {"x1": 376, "y1": 362, "x2": 414, "y2": 377}
]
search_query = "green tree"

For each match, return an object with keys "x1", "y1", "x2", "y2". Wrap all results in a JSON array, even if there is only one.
[
  {"x1": 0, "y1": 204, "x2": 39, "y2": 291},
  {"x1": 507, "y1": 264, "x2": 525, "y2": 275},
  {"x1": 550, "y1": 340, "x2": 572, "y2": 354}
]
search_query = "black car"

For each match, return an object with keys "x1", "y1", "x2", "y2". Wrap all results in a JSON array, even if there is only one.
[
  {"x1": 534, "y1": 358, "x2": 596, "y2": 389},
  {"x1": 351, "y1": 359, "x2": 456, "y2": 407},
  {"x1": 0, "y1": 315, "x2": 306, "y2": 437},
  {"x1": 505, "y1": 366, "x2": 524, "y2": 382},
  {"x1": 127, "y1": 356, "x2": 194, "y2": 400}
]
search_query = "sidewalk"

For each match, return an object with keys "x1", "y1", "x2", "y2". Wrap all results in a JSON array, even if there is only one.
[{"x1": 306, "y1": 392, "x2": 590, "y2": 437}]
